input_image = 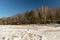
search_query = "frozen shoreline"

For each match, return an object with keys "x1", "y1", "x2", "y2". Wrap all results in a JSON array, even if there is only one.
[{"x1": 0, "y1": 25, "x2": 60, "y2": 40}]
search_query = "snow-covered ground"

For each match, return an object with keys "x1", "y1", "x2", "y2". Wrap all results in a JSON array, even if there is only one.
[{"x1": 0, "y1": 25, "x2": 60, "y2": 40}]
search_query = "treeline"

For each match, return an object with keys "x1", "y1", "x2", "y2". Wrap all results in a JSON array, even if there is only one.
[{"x1": 0, "y1": 6, "x2": 60, "y2": 25}]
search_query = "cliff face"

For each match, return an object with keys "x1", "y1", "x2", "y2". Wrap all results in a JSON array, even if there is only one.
[{"x1": 0, "y1": 6, "x2": 60, "y2": 25}]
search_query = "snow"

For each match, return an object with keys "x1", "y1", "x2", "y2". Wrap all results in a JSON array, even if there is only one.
[{"x1": 0, "y1": 25, "x2": 60, "y2": 40}]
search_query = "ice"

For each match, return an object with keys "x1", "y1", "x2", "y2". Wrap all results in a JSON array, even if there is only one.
[{"x1": 0, "y1": 25, "x2": 60, "y2": 40}]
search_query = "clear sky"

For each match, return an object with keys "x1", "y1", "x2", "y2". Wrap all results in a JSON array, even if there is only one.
[{"x1": 0, "y1": 0, "x2": 60, "y2": 18}]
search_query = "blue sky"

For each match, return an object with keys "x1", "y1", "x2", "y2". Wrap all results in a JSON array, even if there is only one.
[{"x1": 0, "y1": 0, "x2": 60, "y2": 18}]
